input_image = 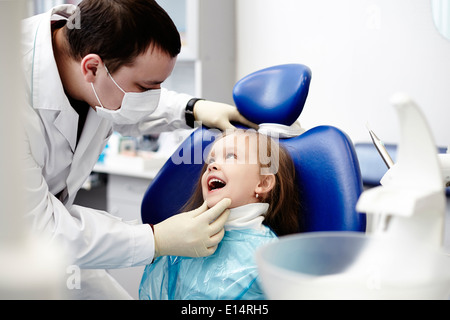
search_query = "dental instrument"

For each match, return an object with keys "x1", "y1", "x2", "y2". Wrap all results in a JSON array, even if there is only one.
[{"x1": 365, "y1": 122, "x2": 394, "y2": 169}]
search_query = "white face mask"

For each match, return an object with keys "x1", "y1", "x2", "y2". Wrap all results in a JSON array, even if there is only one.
[{"x1": 91, "y1": 66, "x2": 161, "y2": 125}]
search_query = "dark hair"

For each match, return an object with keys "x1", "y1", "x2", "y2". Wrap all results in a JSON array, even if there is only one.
[
  {"x1": 64, "y1": 0, "x2": 181, "y2": 73},
  {"x1": 182, "y1": 130, "x2": 302, "y2": 236}
]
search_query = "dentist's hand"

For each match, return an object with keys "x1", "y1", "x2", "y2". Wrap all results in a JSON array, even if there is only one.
[
  {"x1": 152, "y1": 198, "x2": 231, "y2": 258},
  {"x1": 193, "y1": 100, "x2": 258, "y2": 131}
]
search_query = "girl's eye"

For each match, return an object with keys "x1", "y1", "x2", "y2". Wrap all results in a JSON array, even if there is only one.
[
  {"x1": 226, "y1": 153, "x2": 237, "y2": 160},
  {"x1": 207, "y1": 157, "x2": 215, "y2": 164}
]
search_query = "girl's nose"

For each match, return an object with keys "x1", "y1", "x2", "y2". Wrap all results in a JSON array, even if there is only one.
[{"x1": 208, "y1": 162, "x2": 220, "y2": 171}]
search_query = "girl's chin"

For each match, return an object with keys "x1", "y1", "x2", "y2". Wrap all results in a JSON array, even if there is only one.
[
  {"x1": 206, "y1": 199, "x2": 222, "y2": 209},
  {"x1": 206, "y1": 197, "x2": 233, "y2": 209}
]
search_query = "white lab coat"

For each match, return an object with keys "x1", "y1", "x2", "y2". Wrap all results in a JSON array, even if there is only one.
[{"x1": 21, "y1": 5, "x2": 193, "y2": 299}]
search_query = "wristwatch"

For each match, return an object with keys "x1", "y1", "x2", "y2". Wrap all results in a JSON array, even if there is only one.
[{"x1": 185, "y1": 98, "x2": 204, "y2": 128}]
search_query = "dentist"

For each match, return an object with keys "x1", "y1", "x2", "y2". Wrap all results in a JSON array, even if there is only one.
[{"x1": 21, "y1": 0, "x2": 253, "y2": 299}]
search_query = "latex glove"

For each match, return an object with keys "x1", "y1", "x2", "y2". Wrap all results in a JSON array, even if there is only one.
[
  {"x1": 153, "y1": 198, "x2": 231, "y2": 258},
  {"x1": 193, "y1": 100, "x2": 258, "y2": 130}
]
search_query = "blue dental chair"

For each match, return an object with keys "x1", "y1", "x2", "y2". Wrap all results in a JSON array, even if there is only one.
[{"x1": 141, "y1": 64, "x2": 366, "y2": 233}]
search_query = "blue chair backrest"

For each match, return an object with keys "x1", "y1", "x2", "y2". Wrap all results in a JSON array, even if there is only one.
[{"x1": 142, "y1": 64, "x2": 366, "y2": 232}]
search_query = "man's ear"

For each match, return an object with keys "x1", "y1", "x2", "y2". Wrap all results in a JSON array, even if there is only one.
[
  {"x1": 81, "y1": 54, "x2": 103, "y2": 83},
  {"x1": 255, "y1": 174, "x2": 276, "y2": 196}
]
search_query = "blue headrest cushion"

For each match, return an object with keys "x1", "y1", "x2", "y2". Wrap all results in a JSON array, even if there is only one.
[{"x1": 233, "y1": 64, "x2": 312, "y2": 126}]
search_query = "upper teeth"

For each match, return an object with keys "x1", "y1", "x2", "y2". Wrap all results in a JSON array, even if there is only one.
[{"x1": 209, "y1": 178, "x2": 225, "y2": 186}]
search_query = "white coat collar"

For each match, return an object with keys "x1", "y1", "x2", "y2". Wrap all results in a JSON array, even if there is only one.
[
  {"x1": 29, "y1": 5, "x2": 105, "y2": 153},
  {"x1": 30, "y1": 4, "x2": 77, "y2": 112},
  {"x1": 225, "y1": 202, "x2": 269, "y2": 231}
]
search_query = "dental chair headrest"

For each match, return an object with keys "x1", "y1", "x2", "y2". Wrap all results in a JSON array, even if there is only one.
[
  {"x1": 233, "y1": 64, "x2": 312, "y2": 127},
  {"x1": 141, "y1": 63, "x2": 365, "y2": 233}
]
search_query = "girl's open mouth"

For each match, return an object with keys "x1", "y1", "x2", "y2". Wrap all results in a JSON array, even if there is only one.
[{"x1": 208, "y1": 177, "x2": 226, "y2": 191}]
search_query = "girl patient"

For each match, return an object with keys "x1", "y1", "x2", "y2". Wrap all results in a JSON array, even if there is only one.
[{"x1": 139, "y1": 129, "x2": 301, "y2": 300}]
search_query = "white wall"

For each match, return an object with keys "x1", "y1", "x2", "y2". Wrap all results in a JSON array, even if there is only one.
[{"x1": 236, "y1": 0, "x2": 450, "y2": 147}]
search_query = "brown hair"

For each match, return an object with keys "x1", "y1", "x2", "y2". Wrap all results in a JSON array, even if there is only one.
[
  {"x1": 64, "y1": 0, "x2": 181, "y2": 73},
  {"x1": 183, "y1": 130, "x2": 301, "y2": 236}
]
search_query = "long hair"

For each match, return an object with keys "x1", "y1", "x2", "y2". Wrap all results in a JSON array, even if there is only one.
[{"x1": 182, "y1": 130, "x2": 301, "y2": 236}]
